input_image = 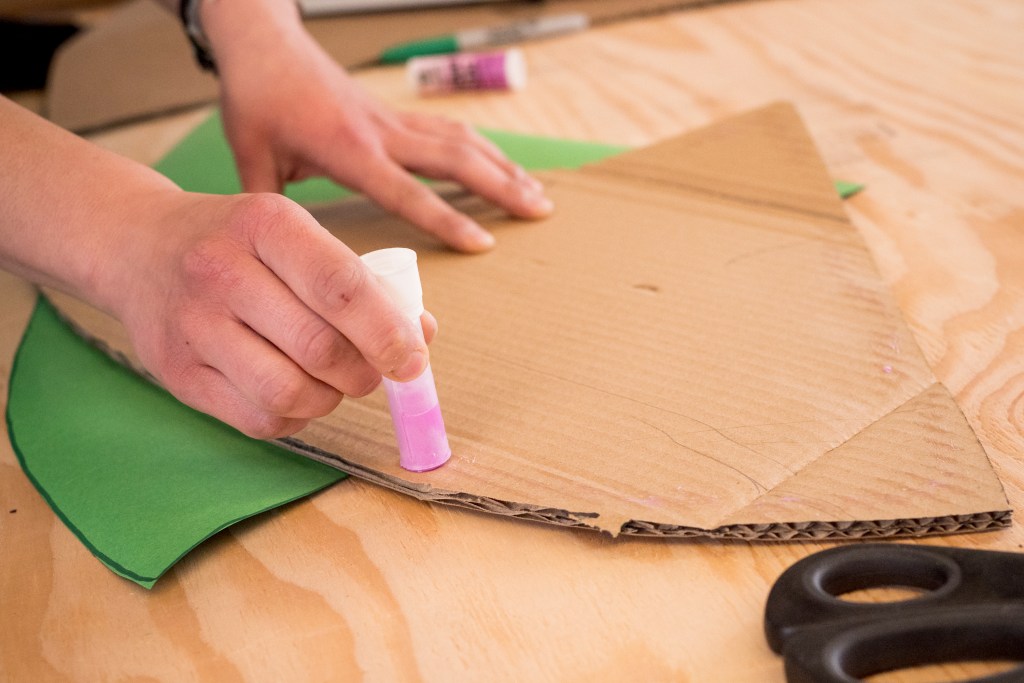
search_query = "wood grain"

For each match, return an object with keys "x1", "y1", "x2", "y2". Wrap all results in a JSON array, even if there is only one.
[{"x1": 3, "y1": 0, "x2": 1022, "y2": 680}]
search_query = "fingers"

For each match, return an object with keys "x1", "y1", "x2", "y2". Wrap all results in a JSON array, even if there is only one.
[
  {"x1": 421, "y1": 310, "x2": 437, "y2": 344},
  {"x1": 225, "y1": 79, "x2": 553, "y2": 251},
  {"x1": 180, "y1": 305, "x2": 435, "y2": 439},
  {"x1": 392, "y1": 112, "x2": 553, "y2": 218},
  {"x1": 363, "y1": 120, "x2": 552, "y2": 251},
  {"x1": 352, "y1": 155, "x2": 498, "y2": 252},
  {"x1": 150, "y1": 193, "x2": 439, "y2": 439},
  {"x1": 169, "y1": 362, "x2": 310, "y2": 439},
  {"x1": 309, "y1": 113, "x2": 552, "y2": 252},
  {"x1": 211, "y1": 242, "x2": 381, "y2": 397},
  {"x1": 240, "y1": 195, "x2": 429, "y2": 382},
  {"x1": 398, "y1": 112, "x2": 512, "y2": 170},
  {"x1": 393, "y1": 131, "x2": 553, "y2": 220},
  {"x1": 235, "y1": 142, "x2": 284, "y2": 195},
  {"x1": 190, "y1": 315, "x2": 343, "y2": 420}
]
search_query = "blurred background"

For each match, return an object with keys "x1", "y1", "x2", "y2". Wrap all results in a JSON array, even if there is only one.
[{"x1": 1, "y1": 0, "x2": 116, "y2": 111}]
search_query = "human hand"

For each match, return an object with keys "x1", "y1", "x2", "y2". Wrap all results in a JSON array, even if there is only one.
[
  {"x1": 0, "y1": 94, "x2": 432, "y2": 440},
  {"x1": 202, "y1": 0, "x2": 553, "y2": 253},
  {"x1": 110, "y1": 191, "x2": 434, "y2": 439}
]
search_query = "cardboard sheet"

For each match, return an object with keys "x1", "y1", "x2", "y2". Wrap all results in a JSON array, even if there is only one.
[
  {"x1": 45, "y1": 103, "x2": 1011, "y2": 539},
  {"x1": 46, "y1": 0, "x2": 745, "y2": 132}
]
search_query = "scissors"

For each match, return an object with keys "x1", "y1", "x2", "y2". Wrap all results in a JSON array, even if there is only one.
[{"x1": 763, "y1": 544, "x2": 1024, "y2": 682}]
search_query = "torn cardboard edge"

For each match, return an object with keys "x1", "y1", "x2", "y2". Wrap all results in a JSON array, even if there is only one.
[
  {"x1": 278, "y1": 436, "x2": 1012, "y2": 540},
  {"x1": 42, "y1": 103, "x2": 1012, "y2": 542}
]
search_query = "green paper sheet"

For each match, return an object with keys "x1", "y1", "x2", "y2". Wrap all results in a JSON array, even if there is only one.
[
  {"x1": 8, "y1": 111, "x2": 862, "y2": 589},
  {"x1": 7, "y1": 297, "x2": 344, "y2": 589}
]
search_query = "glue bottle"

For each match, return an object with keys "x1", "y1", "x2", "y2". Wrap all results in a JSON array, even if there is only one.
[
  {"x1": 406, "y1": 48, "x2": 527, "y2": 96},
  {"x1": 360, "y1": 248, "x2": 451, "y2": 472}
]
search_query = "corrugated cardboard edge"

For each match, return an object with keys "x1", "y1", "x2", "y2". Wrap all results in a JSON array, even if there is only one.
[{"x1": 276, "y1": 435, "x2": 1011, "y2": 540}]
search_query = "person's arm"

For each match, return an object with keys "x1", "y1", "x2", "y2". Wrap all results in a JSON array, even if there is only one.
[
  {"x1": 159, "y1": 0, "x2": 552, "y2": 252},
  {"x1": 0, "y1": 95, "x2": 432, "y2": 438}
]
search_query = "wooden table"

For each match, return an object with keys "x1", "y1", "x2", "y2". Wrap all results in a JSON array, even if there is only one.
[{"x1": 3, "y1": 1, "x2": 1022, "y2": 680}]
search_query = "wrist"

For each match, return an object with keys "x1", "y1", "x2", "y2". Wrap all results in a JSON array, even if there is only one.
[
  {"x1": 85, "y1": 185, "x2": 185, "y2": 321},
  {"x1": 0, "y1": 97, "x2": 184, "y2": 318},
  {"x1": 198, "y1": 0, "x2": 306, "y2": 74},
  {"x1": 179, "y1": 0, "x2": 216, "y2": 71}
]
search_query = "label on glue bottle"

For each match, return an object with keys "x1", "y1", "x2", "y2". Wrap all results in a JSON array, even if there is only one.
[{"x1": 407, "y1": 49, "x2": 527, "y2": 96}]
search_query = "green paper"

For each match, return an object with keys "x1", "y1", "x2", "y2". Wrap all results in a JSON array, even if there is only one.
[
  {"x1": 7, "y1": 298, "x2": 344, "y2": 588},
  {"x1": 9, "y1": 110, "x2": 862, "y2": 589},
  {"x1": 834, "y1": 179, "x2": 865, "y2": 199}
]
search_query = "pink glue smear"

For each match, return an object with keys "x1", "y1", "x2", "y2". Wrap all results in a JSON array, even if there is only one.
[{"x1": 383, "y1": 366, "x2": 451, "y2": 472}]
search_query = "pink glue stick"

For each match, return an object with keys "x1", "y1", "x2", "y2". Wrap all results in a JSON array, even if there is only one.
[
  {"x1": 406, "y1": 48, "x2": 527, "y2": 96},
  {"x1": 360, "y1": 248, "x2": 451, "y2": 473}
]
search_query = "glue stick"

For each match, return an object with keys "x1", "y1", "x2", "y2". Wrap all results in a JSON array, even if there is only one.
[
  {"x1": 360, "y1": 248, "x2": 451, "y2": 473},
  {"x1": 406, "y1": 49, "x2": 527, "y2": 96}
]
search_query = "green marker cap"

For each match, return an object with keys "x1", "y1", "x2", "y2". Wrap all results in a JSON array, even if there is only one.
[{"x1": 380, "y1": 34, "x2": 460, "y2": 64}]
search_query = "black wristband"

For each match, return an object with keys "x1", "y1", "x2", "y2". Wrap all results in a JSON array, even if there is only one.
[{"x1": 179, "y1": 0, "x2": 217, "y2": 73}]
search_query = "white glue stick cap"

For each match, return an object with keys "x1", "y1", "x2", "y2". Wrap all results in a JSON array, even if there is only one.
[
  {"x1": 505, "y1": 48, "x2": 527, "y2": 90},
  {"x1": 360, "y1": 248, "x2": 424, "y2": 323}
]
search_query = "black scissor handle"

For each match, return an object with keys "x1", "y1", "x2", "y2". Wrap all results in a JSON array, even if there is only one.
[
  {"x1": 765, "y1": 544, "x2": 1024, "y2": 683},
  {"x1": 781, "y1": 604, "x2": 1024, "y2": 683}
]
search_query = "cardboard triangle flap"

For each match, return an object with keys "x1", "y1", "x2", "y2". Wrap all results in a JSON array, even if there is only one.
[
  {"x1": 714, "y1": 382, "x2": 1010, "y2": 526},
  {"x1": 44, "y1": 105, "x2": 1011, "y2": 542},
  {"x1": 580, "y1": 103, "x2": 848, "y2": 224}
]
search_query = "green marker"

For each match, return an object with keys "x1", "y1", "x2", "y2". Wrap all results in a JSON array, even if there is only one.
[{"x1": 380, "y1": 12, "x2": 589, "y2": 64}]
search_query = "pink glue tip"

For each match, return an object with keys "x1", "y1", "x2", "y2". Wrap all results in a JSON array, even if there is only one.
[
  {"x1": 383, "y1": 366, "x2": 451, "y2": 473},
  {"x1": 397, "y1": 403, "x2": 451, "y2": 472}
]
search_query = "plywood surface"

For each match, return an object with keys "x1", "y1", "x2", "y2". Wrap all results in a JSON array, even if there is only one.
[{"x1": 4, "y1": 0, "x2": 1023, "y2": 680}]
